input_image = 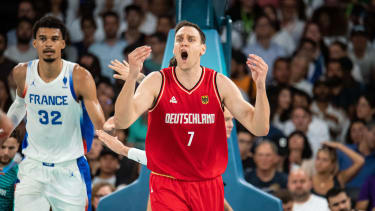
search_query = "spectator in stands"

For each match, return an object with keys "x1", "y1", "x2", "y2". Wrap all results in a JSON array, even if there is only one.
[
  {"x1": 326, "y1": 188, "x2": 355, "y2": 211},
  {"x1": 355, "y1": 94, "x2": 375, "y2": 125},
  {"x1": 92, "y1": 182, "x2": 115, "y2": 211},
  {"x1": 143, "y1": 32, "x2": 166, "y2": 75},
  {"x1": 283, "y1": 106, "x2": 330, "y2": 154},
  {"x1": 121, "y1": 5, "x2": 146, "y2": 46},
  {"x1": 44, "y1": 0, "x2": 68, "y2": 23},
  {"x1": 288, "y1": 168, "x2": 330, "y2": 211},
  {"x1": 348, "y1": 25, "x2": 375, "y2": 85},
  {"x1": 237, "y1": 126, "x2": 255, "y2": 173},
  {"x1": 0, "y1": 33, "x2": 16, "y2": 81},
  {"x1": 273, "y1": 189, "x2": 294, "y2": 211},
  {"x1": 271, "y1": 85, "x2": 293, "y2": 132},
  {"x1": 310, "y1": 79, "x2": 349, "y2": 142},
  {"x1": 89, "y1": 11, "x2": 126, "y2": 82},
  {"x1": 269, "y1": 57, "x2": 290, "y2": 88},
  {"x1": 356, "y1": 174, "x2": 375, "y2": 211},
  {"x1": 242, "y1": 14, "x2": 286, "y2": 83},
  {"x1": 283, "y1": 130, "x2": 313, "y2": 174},
  {"x1": 338, "y1": 123, "x2": 375, "y2": 201},
  {"x1": 132, "y1": 0, "x2": 158, "y2": 35},
  {"x1": 245, "y1": 140, "x2": 288, "y2": 194},
  {"x1": 78, "y1": 52, "x2": 102, "y2": 83},
  {"x1": 92, "y1": 147, "x2": 120, "y2": 186},
  {"x1": 289, "y1": 55, "x2": 313, "y2": 96},
  {"x1": 74, "y1": 15, "x2": 97, "y2": 58},
  {"x1": 87, "y1": 136, "x2": 103, "y2": 177},
  {"x1": 280, "y1": 0, "x2": 305, "y2": 44},
  {"x1": 312, "y1": 142, "x2": 364, "y2": 197},
  {"x1": 7, "y1": 0, "x2": 36, "y2": 46},
  {"x1": 345, "y1": 119, "x2": 367, "y2": 145},
  {"x1": 155, "y1": 15, "x2": 174, "y2": 36},
  {"x1": 4, "y1": 17, "x2": 37, "y2": 63}
]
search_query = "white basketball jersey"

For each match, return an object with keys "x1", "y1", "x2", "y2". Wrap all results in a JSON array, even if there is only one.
[{"x1": 23, "y1": 59, "x2": 94, "y2": 163}]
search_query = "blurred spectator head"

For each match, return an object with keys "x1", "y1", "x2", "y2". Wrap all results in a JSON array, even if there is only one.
[
  {"x1": 291, "y1": 106, "x2": 311, "y2": 133},
  {"x1": 0, "y1": 32, "x2": 7, "y2": 57},
  {"x1": 230, "y1": 49, "x2": 248, "y2": 79},
  {"x1": 366, "y1": 123, "x2": 375, "y2": 150},
  {"x1": 98, "y1": 92, "x2": 114, "y2": 119},
  {"x1": 292, "y1": 89, "x2": 311, "y2": 109},
  {"x1": 297, "y1": 38, "x2": 317, "y2": 61},
  {"x1": 315, "y1": 145, "x2": 338, "y2": 175},
  {"x1": 0, "y1": 132, "x2": 20, "y2": 166},
  {"x1": 350, "y1": 25, "x2": 369, "y2": 53},
  {"x1": 81, "y1": 15, "x2": 97, "y2": 38},
  {"x1": 313, "y1": 79, "x2": 330, "y2": 103},
  {"x1": 96, "y1": 77, "x2": 114, "y2": 99},
  {"x1": 224, "y1": 107, "x2": 234, "y2": 138},
  {"x1": 303, "y1": 22, "x2": 321, "y2": 44},
  {"x1": 156, "y1": 15, "x2": 174, "y2": 36},
  {"x1": 276, "y1": 85, "x2": 293, "y2": 113},
  {"x1": 18, "y1": 0, "x2": 36, "y2": 20},
  {"x1": 290, "y1": 55, "x2": 309, "y2": 83},
  {"x1": 87, "y1": 136, "x2": 103, "y2": 161},
  {"x1": 356, "y1": 93, "x2": 375, "y2": 123},
  {"x1": 326, "y1": 58, "x2": 343, "y2": 78},
  {"x1": 124, "y1": 4, "x2": 144, "y2": 30},
  {"x1": 92, "y1": 182, "x2": 115, "y2": 210},
  {"x1": 78, "y1": 53, "x2": 102, "y2": 80},
  {"x1": 98, "y1": 147, "x2": 120, "y2": 176},
  {"x1": 287, "y1": 130, "x2": 313, "y2": 162},
  {"x1": 280, "y1": 0, "x2": 300, "y2": 21},
  {"x1": 329, "y1": 41, "x2": 347, "y2": 59},
  {"x1": 102, "y1": 11, "x2": 119, "y2": 40},
  {"x1": 254, "y1": 15, "x2": 274, "y2": 40},
  {"x1": 237, "y1": 125, "x2": 254, "y2": 160},
  {"x1": 272, "y1": 57, "x2": 290, "y2": 85},
  {"x1": 345, "y1": 119, "x2": 367, "y2": 145},
  {"x1": 148, "y1": 32, "x2": 166, "y2": 56},
  {"x1": 253, "y1": 140, "x2": 278, "y2": 171},
  {"x1": 273, "y1": 189, "x2": 294, "y2": 211},
  {"x1": 288, "y1": 168, "x2": 312, "y2": 202},
  {"x1": 78, "y1": 0, "x2": 96, "y2": 17},
  {"x1": 149, "y1": 0, "x2": 174, "y2": 17},
  {"x1": 16, "y1": 17, "x2": 33, "y2": 45},
  {"x1": 326, "y1": 188, "x2": 352, "y2": 211}
]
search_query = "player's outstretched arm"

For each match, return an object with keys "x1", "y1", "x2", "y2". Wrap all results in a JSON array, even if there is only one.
[
  {"x1": 113, "y1": 46, "x2": 160, "y2": 129},
  {"x1": 96, "y1": 130, "x2": 147, "y2": 165},
  {"x1": 217, "y1": 54, "x2": 270, "y2": 136},
  {"x1": 73, "y1": 65, "x2": 105, "y2": 130}
]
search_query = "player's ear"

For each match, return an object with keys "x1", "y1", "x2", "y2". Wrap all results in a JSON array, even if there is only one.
[
  {"x1": 32, "y1": 39, "x2": 37, "y2": 49},
  {"x1": 200, "y1": 44, "x2": 206, "y2": 56},
  {"x1": 61, "y1": 39, "x2": 66, "y2": 50}
]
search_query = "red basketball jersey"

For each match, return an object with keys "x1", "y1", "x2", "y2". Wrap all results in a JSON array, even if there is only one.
[{"x1": 146, "y1": 66, "x2": 228, "y2": 181}]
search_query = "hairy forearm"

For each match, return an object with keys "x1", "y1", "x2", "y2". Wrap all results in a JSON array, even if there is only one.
[
  {"x1": 114, "y1": 77, "x2": 138, "y2": 129},
  {"x1": 251, "y1": 86, "x2": 270, "y2": 136}
]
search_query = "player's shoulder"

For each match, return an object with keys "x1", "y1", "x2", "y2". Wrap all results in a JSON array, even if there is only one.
[
  {"x1": 144, "y1": 70, "x2": 163, "y2": 83},
  {"x1": 72, "y1": 64, "x2": 93, "y2": 81}
]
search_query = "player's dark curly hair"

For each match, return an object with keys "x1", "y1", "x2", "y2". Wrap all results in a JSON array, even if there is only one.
[{"x1": 32, "y1": 16, "x2": 67, "y2": 40}]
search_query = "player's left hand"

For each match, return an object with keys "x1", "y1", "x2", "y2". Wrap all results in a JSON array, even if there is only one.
[{"x1": 246, "y1": 54, "x2": 268, "y2": 88}]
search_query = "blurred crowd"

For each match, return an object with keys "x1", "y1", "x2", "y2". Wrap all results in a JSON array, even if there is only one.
[{"x1": 1, "y1": 0, "x2": 375, "y2": 210}]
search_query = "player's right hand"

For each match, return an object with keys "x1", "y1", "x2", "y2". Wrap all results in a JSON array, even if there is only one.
[
  {"x1": 127, "y1": 46, "x2": 152, "y2": 80},
  {"x1": 103, "y1": 116, "x2": 115, "y2": 131}
]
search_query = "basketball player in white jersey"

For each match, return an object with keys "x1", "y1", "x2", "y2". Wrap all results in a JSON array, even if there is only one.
[{"x1": 6, "y1": 16, "x2": 105, "y2": 211}]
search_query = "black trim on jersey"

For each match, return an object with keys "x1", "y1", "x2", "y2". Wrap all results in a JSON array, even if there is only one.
[
  {"x1": 173, "y1": 66, "x2": 204, "y2": 92},
  {"x1": 214, "y1": 72, "x2": 224, "y2": 111},
  {"x1": 149, "y1": 71, "x2": 164, "y2": 110}
]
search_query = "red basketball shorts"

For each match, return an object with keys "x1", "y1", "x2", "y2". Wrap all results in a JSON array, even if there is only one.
[{"x1": 149, "y1": 172, "x2": 224, "y2": 211}]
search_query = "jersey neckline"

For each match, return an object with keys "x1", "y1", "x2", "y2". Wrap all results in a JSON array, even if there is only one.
[
  {"x1": 33, "y1": 59, "x2": 67, "y2": 86},
  {"x1": 172, "y1": 66, "x2": 205, "y2": 95}
]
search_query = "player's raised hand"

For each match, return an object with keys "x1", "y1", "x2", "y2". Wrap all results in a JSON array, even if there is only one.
[
  {"x1": 246, "y1": 54, "x2": 268, "y2": 88},
  {"x1": 127, "y1": 46, "x2": 152, "y2": 80},
  {"x1": 108, "y1": 59, "x2": 146, "y2": 82}
]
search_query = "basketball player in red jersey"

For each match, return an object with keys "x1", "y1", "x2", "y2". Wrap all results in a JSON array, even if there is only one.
[{"x1": 98, "y1": 20, "x2": 269, "y2": 210}]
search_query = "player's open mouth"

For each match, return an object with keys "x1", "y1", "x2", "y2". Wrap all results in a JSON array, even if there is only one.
[{"x1": 181, "y1": 51, "x2": 188, "y2": 61}]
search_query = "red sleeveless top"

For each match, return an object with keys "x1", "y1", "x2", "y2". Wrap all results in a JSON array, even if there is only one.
[{"x1": 145, "y1": 66, "x2": 228, "y2": 181}]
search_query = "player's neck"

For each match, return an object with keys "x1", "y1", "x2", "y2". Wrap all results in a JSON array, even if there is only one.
[
  {"x1": 38, "y1": 58, "x2": 63, "y2": 82},
  {"x1": 175, "y1": 64, "x2": 202, "y2": 90}
]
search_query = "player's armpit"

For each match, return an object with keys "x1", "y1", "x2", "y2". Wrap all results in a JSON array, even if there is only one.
[{"x1": 73, "y1": 65, "x2": 105, "y2": 130}]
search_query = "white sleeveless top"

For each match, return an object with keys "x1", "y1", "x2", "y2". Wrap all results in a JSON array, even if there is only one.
[{"x1": 23, "y1": 59, "x2": 94, "y2": 163}]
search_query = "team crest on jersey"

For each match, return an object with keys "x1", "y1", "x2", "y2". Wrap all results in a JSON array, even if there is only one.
[
  {"x1": 201, "y1": 95, "x2": 209, "y2": 104},
  {"x1": 62, "y1": 76, "x2": 68, "y2": 88}
]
